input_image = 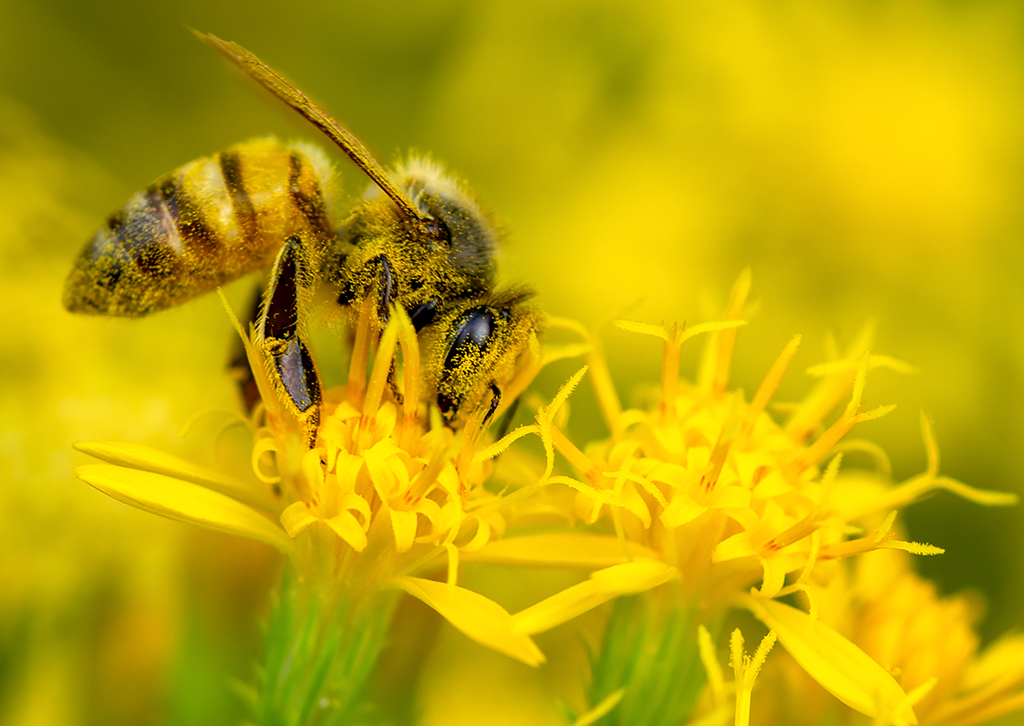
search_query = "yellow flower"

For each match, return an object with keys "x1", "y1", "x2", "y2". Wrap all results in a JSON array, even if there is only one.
[
  {"x1": 74, "y1": 296, "x2": 551, "y2": 720},
  {"x1": 69, "y1": 267, "x2": 1022, "y2": 726},
  {"x1": 750, "y1": 549, "x2": 1024, "y2": 726},
  {"x1": 852, "y1": 551, "x2": 1024, "y2": 726},
  {"x1": 470, "y1": 270, "x2": 1017, "y2": 726}
]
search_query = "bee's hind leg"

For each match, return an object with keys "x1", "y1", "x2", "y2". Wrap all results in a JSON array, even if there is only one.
[
  {"x1": 227, "y1": 283, "x2": 264, "y2": 414},
  {"x1": 260, "y1": 234, "x2": 322, "y2": 448}
]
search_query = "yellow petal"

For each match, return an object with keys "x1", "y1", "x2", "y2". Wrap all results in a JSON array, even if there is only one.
[
  {"x1": 711, "y1": 484, "x2": 752, "y2": 510},
  {"x1": 77, "y1": 464, "x2": 293, "y2": 554},
  {"x1": 390, "y1": 508, "x2": 418, "y2": 553},
  {"x1": 462, "y1": 532, "x2": 662, "y2": 568},
  {"x1": 511, "y1": 561, "x2": 676, "y2": 635},
  {"x1": 339, "y1": 493, "x2": 372, "y2": 530},
  {"x1": 412, "y1": 498, "x2": 446, "y2": 544},
  {"x1": 754, "y1": 557, "x2": 787, "y2": 598},
  {"x1": 461, "y1": 516, "x2": 491, "y2": 553},
  {"x1": 661, "y1": 492, "x2": 708, "y2": 527},
  {"x1": 711, "y1": 532, "x2": 755, "y2": 563},
  {"x1": 646, "y1": 461, "x2": 687, "y2": 487},
  {"x1": 363, "y1": 441, "x2": 399, "y2": 501},
  {"x1": 748, "y1": 598, "x2": 916, "y2": 725},
  {"x1": 325, "y1": 511, "x2": 368, "y2": 552},
  {"x1": 279, "y1": 501, "x2": 317, "y2": 537},
  {"x1": 619, "y1": 483, "x2": 652, "y2": 527},
  {"x1": 590, "y1": 560, "x2": 676, "y2": 591},
  {"x1": 75, "y1": 440, "x2": 275, "y2": 511},
  {"x1": 334, "y1": 452, "x2": 364, "y2": 494},
  {"x1": 391, "y1": 576, "x2": 545, "y2": 666}
]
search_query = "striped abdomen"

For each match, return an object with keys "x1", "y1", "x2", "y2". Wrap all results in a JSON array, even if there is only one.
[{"x1": 64, "y1": 138, "x2": 335, "y2": 316}]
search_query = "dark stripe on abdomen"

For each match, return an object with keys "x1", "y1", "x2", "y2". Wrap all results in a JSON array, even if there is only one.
[
  {"x1": 288, "y1": 151, "x2": 332, "y2": 239},
  {"x1": 104, "y1": 191, "x2": 183, "y2": 281},
  {"x1": 158, "y1": 175, "x2": 219, "y2": 258},
  {"x1": 219, "y1": 151, "x2": 258, "y2": 243}
]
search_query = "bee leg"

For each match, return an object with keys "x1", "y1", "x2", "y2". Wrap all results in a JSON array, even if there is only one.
[
  {"x1": 227, "y1": 283, "x2": 264, "y2": 414},
  {"x1": 493, "y1": 392, "x2": 521, "y2": 440},
  {"x1": 483, "y1": 383, "x2": 502, "y2": 426},
  {"x1": 387, "y1": 360, "x2": 404, "y2": 406},
  {"x1": 368, "y1": 254, "x2": 406, "y2": 405},
  {"x1": 260, "y1": 235, "x2": 322, "y2": 448},
  {"x1": 367, "y1": 254, "x2": 394, "y2": 325}
]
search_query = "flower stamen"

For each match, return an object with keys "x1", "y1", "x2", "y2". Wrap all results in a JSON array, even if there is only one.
[
  {"x1": 739, "y1": 334, "x2": 801, "y2": 442},
  {"x1": 346, "y1": 296, "x2": 375, "y2": 407},
  {"x1": 730, "y1": 626, "x2": 777, "y2": 726}
]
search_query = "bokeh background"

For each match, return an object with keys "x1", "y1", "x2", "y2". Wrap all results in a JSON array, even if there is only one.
[{"x1": 2, "y1": 0, "x2": 1022, "y2": 724}]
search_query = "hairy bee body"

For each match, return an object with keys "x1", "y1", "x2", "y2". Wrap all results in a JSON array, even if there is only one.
[
  {"x1": 64, "y1": 35, "x2": 541, "y2": 437},
  {"x1": 64, "y1": 138, "x2": 335, "y2": 316},
  {"x1": 330, "y1": 156, "x2": 500, "y2": 329}
]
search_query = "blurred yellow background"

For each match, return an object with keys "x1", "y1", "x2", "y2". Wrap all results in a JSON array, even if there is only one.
[{"x1": 2, "y1": 0, "x2": 1022, "y2": 724}]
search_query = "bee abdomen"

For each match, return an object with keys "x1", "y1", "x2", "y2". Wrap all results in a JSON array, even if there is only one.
[{"x1": 64, "y1": 138, "x2": 334, "y2": 316}]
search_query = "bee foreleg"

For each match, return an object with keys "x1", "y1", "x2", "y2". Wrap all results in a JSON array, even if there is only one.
[
  {"x1": 483, "y1": 382, "x2": 502, "y2": 426},
  {"x1": 260, "y1": 234, "x2": 322, "y2": 447},
  {"x1": 366, "y1": 254, "x2": 393, "y2": 325},
  {"x1": 493, "y1": 392, "x2": 521, "y2": 440},
  {"x1": 386, "y1": 359, "x2": 404, "y2": 406}
]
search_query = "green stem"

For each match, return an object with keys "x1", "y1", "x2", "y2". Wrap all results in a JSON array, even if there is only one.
[
  {"x1": 588, "y1": 595, "x2": 712, "y2": 726},
  {"x1": 246, "y1": 569, "x2": 399, "y2": 726}
]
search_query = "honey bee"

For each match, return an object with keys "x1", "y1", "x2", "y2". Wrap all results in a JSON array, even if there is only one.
[{"x1": 64, "y1": 33, "x2": 540, "y2": 444}]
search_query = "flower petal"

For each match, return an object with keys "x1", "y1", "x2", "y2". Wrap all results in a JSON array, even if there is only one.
[
  {"x1": 391, "y1": 576, "x2": 545, "y2": 667},
  {"x1": 77, "y1": 464, "x2": 293, "y2": 554},
  {"x1": 753, "y1": 556, "x2": 787, "y2": 598},
  {"x1": 75, "y1": 440, "x2": 275, "y2": 511},
  {"x1": 619, "y1": 482, "x2": 652, "y2": 527},
  {"x1": 511, "y1": 561, "x2": 676, "y2": 635},
  {"x1": 711, "y1": 532, "x2": 755, "y2": 562},
  {"x1": 462, "y1": 532, "x2": 662, "y2": 568},
  {"x1": 412, "y1": 498, "x2": 446, "y2": 544},
  {"x1": 661, "y1": 492, "x2": 708, "y2": 527},
  {"x1": 390, "y1": 508, "x2": 418, "y2": 552},
  {"x1": 748, "y1": 598, "x2": 916, "y2": 725},
  {"x1": 280, "y1": 501, "x2": 317, "y2": 537},
  {"x1": 325, "y1": 510, "x2": 368, "y2": 552}
]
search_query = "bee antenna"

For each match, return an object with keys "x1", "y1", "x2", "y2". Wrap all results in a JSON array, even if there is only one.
[{"x1": 196, "y1": 31, "x2": 431, "y2": 237}]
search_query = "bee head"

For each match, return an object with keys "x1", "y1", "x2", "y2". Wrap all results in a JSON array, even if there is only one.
[{"x1": 420, "y1": 289, "x2": 541, "y2": 425}]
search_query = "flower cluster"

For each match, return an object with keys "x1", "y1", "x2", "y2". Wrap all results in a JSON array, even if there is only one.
[{"x1": 74, "y1": 273, "x2": 1023, "y2": 726}]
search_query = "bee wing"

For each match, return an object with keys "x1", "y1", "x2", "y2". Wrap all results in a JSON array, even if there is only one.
[{"x1": 197, "y1": 32, "x2": 430, "y2": 237}]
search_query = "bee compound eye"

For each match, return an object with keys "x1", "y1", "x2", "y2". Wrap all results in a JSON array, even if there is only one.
[
  {"x1": 443, "y1": 307, "x2": 495, "y2": 369},
  {"x1": 436, "y1": 306, "x2": 501, "y2": 422}
]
